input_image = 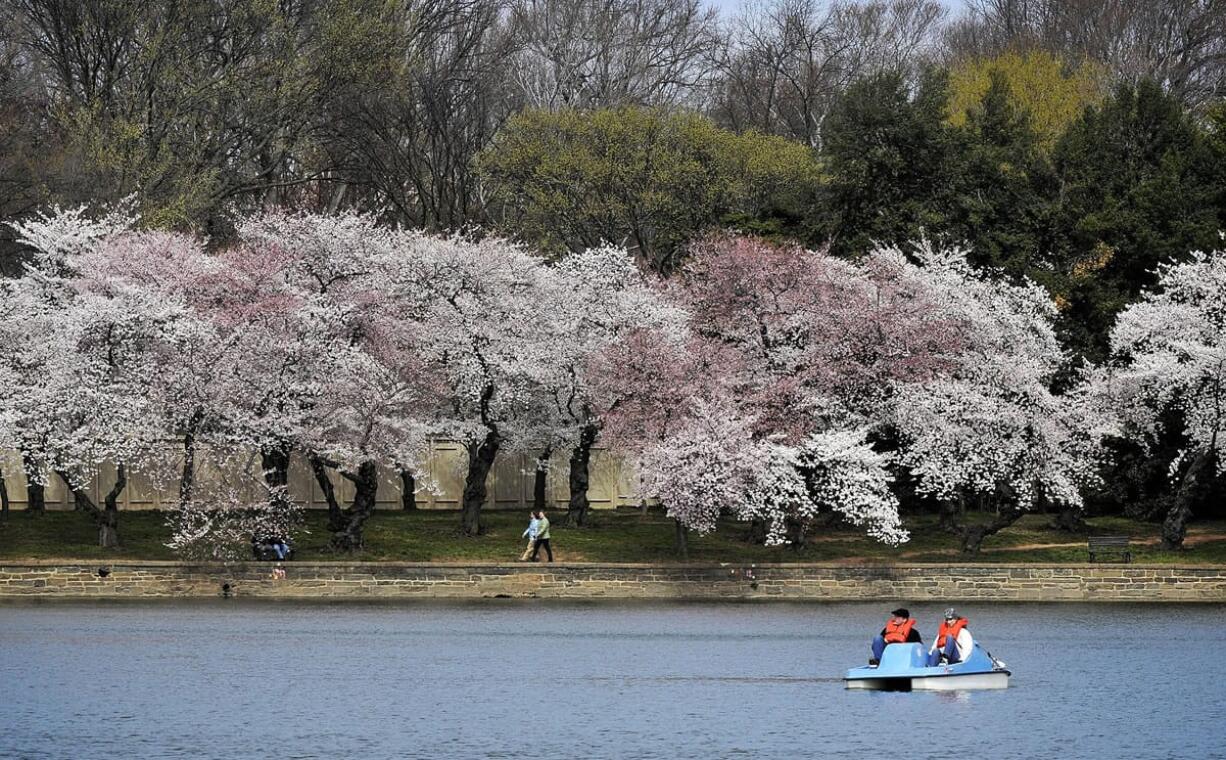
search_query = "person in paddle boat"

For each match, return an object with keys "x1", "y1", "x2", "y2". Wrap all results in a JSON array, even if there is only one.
[
  {"x1": 928, "y1": 608, "x2": 973, "y2": 666},
  {"x1": 869, "y1": 607, "x2": 922, "y2": 666}
]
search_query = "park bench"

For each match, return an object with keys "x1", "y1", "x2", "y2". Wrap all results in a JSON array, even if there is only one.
[{"x1": 1088, "y1": 535, "x2": 1133, "y2": 563}]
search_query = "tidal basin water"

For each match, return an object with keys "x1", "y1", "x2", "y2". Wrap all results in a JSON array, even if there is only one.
[{"x1": 2, "y1": 601, "x2": 1224, "y2": 759}]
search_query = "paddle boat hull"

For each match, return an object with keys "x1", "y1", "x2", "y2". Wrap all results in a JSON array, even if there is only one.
[{"x1": 844, "y1": 642, "x2": 1010, "y2": 691}]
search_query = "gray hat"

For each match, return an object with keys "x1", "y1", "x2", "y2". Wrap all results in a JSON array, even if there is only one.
[{"x1": 943, "y1": 607, "x2": 958, "y2": 620}]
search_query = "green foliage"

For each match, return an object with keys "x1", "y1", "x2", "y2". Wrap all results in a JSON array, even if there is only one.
[
  {"x1": 34, "y1": 0, "x2": 405, "y2": 235},
  {"x1": 818, "y1": 69, "x2": 961, "y2": 259},
  {"x1": 478, "y1": 107, "x2": 821, "y2": 272},
  {"x1": 947, "y1": 69, "x2": 1059, "y2": 281},
  {"x1": 1051, "y1": 80, "x2": 1222, "y2": 360},
  {"x1": 947, "y1": 51, "x2": 1105, "y2": 153}
]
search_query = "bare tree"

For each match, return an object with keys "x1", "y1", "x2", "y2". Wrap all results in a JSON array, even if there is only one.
[
  {"x1": 0, "y1": 2, "x2": 57, "y2": 273},
  {"x1": 320, "y1": 0, "x2": 521, "y2": 229},
  {"x1": 508, "y1": 0, "x2": 722, "y2": 109},
  {"x1": 711, "y1": 0, "x2": 946, "y2": 148},
  {"x1": 947, "y1": 0, "x2": 1226, "y2": 107},
  {"x1": 4, "y1": 0, "x2": 404, "y2": 235}
]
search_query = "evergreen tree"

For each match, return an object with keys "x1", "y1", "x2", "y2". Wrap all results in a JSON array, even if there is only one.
[
  {"x1": 1051, "y1": 80, "x2": 1220, "y2": 360},
  {"x1": 949, "y1": 69, "x2": 1059, "y2": 282},
  {"x1": 818, "y1": 69, "x2": 960, "y2": 258}
]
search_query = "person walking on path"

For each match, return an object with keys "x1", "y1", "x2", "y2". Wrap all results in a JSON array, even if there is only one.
[
  {"x1": 520, "y1": 511, "x2": 541, "y2": 561},
  {"x1": 530, "y1": 511, "x2": 553, "y2": 562}
]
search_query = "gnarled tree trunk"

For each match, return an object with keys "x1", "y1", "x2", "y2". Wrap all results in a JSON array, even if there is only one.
[
  {"x1": 938, "y1": 495, "x2": 963, "y2": 533},
  {"x1": 179, "y1": 430, "x2": 197, "y2": 508},
  {"x1": 310, "y1": 455, "x2": 345, "y2": 532},
  {"x1": 330, "y1": 461, "x2": 380, "y2": 552},
  {"x1": 958, "y1": 506, "x2": 1026, "y2": 554},
  {"x1": 101, "y1": 464, "x2": 126, "y2": 548},
  {"x1": 565, "y1": 424, "x2": 598, "y2": 527},
  {"x1": 461, "y1": 429, "x2": 500, "y2": 536},
  {"x1": 21, "y1": 452, "x2": 45, "y2": 514},
  {"x1": 1049, "y1": 504, "x2": 1088, "y2": 533},
  {"x1": 784, "y1": 516, "x2": 809, "y2": 549},
  {"x1": 56, "y1": 465, "x2": 125, "y2": 548},
  {"x1": 1162, "y1": 448, "x2": 1214, "y2": 550}
]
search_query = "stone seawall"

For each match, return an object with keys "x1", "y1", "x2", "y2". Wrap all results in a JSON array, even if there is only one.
[{"x1": 1, "y1": 562, "x2": 1224, "y2": 601}]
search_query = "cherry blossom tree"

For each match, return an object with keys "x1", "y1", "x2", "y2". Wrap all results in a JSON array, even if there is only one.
[
  {"x1": 223, "y1": 212, "x2": 440, "y2": 551},
  {"x1": 53, "y1": 219, "x2": 317, "y2": 554},
  {"x1": 2, "y1": 206, "x2": 179, "y2": 547},
  {"x1": 69, "y1": 229, "x2": 231, "y2": 510},
  {"x1": 595, "y1": 234, "x2": 952, "y2": 549},
  {"x1": 379, "y1": 231, "x2": 565, "y2": 536},
  {"x1": 597, "y1": 234, "x2": 1107, "y2": 554},
  {"x1": 1101, "y1": 249, "x2": 1226, "y2": 549},
  {"x1": 888, "y1": 241, "x2": 1111, "y2": 552},
  {"x1": 546, "y1": 245, "x2": 684, "y2": 526},
  {"x1": 0, "y1": 205, "x2": 136, "y2": 517}
]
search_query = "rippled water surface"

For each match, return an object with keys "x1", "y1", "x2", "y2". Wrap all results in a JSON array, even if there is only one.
[{"x1": 1, "y1": 601, "x2": 1223, "y2": 759}]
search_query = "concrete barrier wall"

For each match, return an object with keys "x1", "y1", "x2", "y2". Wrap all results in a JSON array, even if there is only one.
[
  {"x1": 0, "y1": 444, "x2": 643, "y2": 512},
  {"x1": 1, "y1": 562, "x2": 1224, "y2": 601}
]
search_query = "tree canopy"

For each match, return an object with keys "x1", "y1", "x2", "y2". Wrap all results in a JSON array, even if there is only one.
[{"x1": 479, "y1": 107, "x2": 820, "y2": 272}]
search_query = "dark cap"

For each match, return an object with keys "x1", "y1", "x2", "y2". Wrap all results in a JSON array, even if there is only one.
[{"x1": 890, "y1": 608, "x2": 910, "y2": 618}]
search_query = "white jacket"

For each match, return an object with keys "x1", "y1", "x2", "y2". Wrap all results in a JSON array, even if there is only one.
[{"x1": 930, "y1": 627, "x2": 974, "y2": 662}]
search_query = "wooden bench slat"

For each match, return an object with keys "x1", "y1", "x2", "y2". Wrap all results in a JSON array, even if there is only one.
[{"x1": 1088, "y1": 535, "x2": 1133, "y2": 563}]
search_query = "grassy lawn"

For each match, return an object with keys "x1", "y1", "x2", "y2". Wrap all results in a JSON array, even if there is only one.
[{"x1": 1, "y1": 508, "x2": 1224, "y2": 564}]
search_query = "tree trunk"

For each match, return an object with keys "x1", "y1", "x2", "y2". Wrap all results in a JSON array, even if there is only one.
[
  {"x1": 261, "y1": 443, "x2": 292, "y2": 512},
  {"x1": 55, "y1": 467, "x2": 124, "y2": 548},
  {"x1": 745, "y1": 518, "x2": 767, "y2": 544},
  {"x1": 938, "y1": 496, "x2": 962, "y2": 533},
  {"x1": 784, "y1": 516, "x2": 809, "y2": 548},
  {"x1": 399, "y1": 468, "x2": 417, "y2": 511},
  {"x1": 674, "y1": 518, "x2": 689, "y2": 560},
  {"x1": 1049, "y1": 504, "x2": 1088, "y2": 533},
  {"x1": 310, "y1": 455, "x2": 345, "y2": 532},
  {"x1": 461, "y1": 430, "x2": 500, "y2": 536},
  {"x1": 100, "y1": 463, "x2": 126, "y2": 548},
  {"x1": 565, "y1": 424, "x2": 598, "y2": 527},
  {"x1": 532, "y1": 447, "x2": 551, "y2": 512},
  {"x1": 1162, "y1": 449, "x2": 1214, "y2": 550},
  {"x1": 959, "y1": 506, "x2": 1026, "y2": 554},
  {"x1": 0, "y1": 466, "x2": 9, "y2": 518},
  {"x1": 330, "y1": 461, "x2": 380, "y2": 552},
  {"x1": 179, "y1": 431, "x2": 196, "y2": 509},
  {"x1": 21, "y1": 453, "x2": 45, "y2": 514}
]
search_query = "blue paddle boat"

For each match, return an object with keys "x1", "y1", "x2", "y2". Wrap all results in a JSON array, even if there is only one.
[{"x1": 844, "y1": 642, "x2": 1011, "y2": 691}]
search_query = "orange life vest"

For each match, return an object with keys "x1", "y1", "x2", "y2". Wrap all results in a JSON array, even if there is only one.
[
  {"x1": 883, "y1": 618, "x2": 917, "y2": 643},
  {"x1": 937, "y1": 618, "x2": 968, "y2": 647}
]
